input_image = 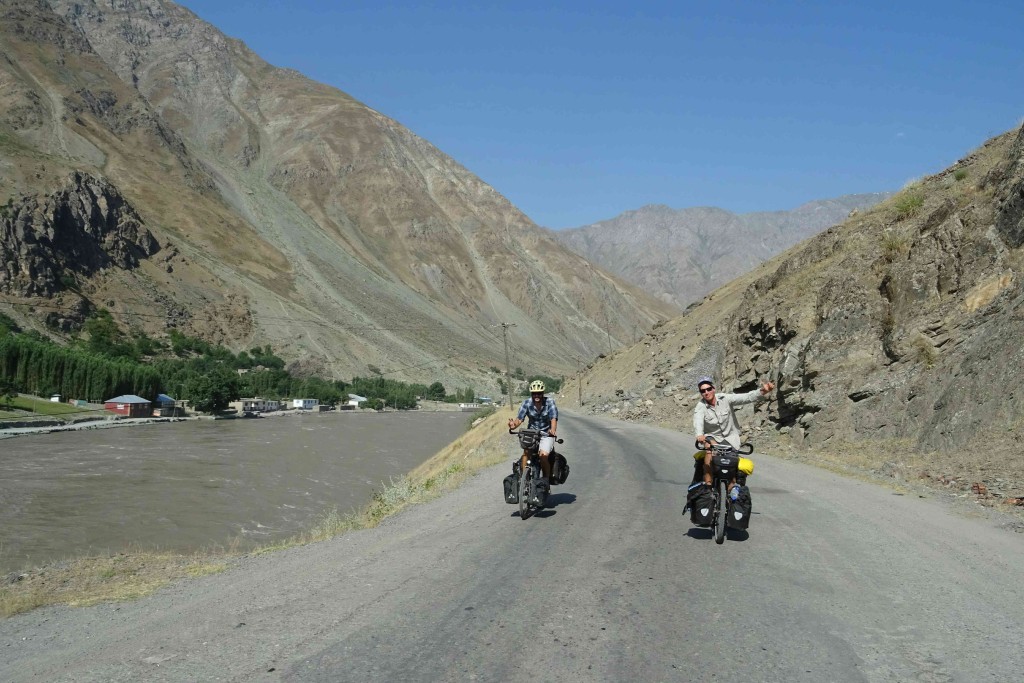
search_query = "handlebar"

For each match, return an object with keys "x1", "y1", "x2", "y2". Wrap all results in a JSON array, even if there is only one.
[
  {"x1": 694, "y1": 439, "x2": 753, "y2": 455},
  {"x1": 510, "y1": 427, "x2": 564, "y2": 444}
]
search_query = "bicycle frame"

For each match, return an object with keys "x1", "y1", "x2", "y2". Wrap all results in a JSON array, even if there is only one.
[
  {"x1": 700, "y1": 441, "x2": 752, "y2": 544},
  {"x1": 510, "y1": 428, "x2": 563, "y2": 520}
]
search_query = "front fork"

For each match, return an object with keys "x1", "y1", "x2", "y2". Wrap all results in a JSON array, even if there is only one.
[{"x1": 521, "y1": 451, "x2": 552, "y2": 481}]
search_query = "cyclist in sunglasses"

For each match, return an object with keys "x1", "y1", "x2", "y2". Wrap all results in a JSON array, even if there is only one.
[{"x1": 693, "y1": 376, "x2": 774, "y2": 488}]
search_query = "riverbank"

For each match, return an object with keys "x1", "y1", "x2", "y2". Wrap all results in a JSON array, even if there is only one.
[
  {"x1": 0, "y1": 400, "x2": 490, "y2": 439},
  {"x1": 0, "y1": 410, "x2": 507, "y2": 617},
  {"x1": 0, "y1": 415, "x2": 195, "y2": 439}
]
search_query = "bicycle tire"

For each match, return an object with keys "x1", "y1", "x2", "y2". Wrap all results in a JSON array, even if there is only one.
[
  {"x1": 518, "y1": 464, "x2": 532, "y2": 519},
  {"x1": 715, "y1": 480, "x2": 727, "y2": 544}
]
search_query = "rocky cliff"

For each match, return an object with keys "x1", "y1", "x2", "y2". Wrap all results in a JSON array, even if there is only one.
[
  {"x1": 0, "y1": 0, "x2": 677, "y2": 389},
  {"x1": 0, "y1": 172, "x2": 159, "y2": 297},
  {"x1": 564, "y1": 126, "x2": 1024, "y2": 497}
]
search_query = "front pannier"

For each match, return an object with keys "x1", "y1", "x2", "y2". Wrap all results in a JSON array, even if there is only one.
[
  {"x1": 530, "y1": 478, "x2": 549, "y2": 507},
  {"x1": 503, "y1": 473, "x2": 520, "y2": 504},
  {"x1": 727, "y1": 485, "x2": 752, "y2": 529},
  {"x1": 550, "y1": 452, "x2": 570, "y2": 485},
  {"x1": 687, "y1": 482, "x2": 714, "y2": 527}
]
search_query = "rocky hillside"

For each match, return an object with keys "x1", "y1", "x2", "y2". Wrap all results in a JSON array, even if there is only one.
[
  {"x1": 0, "y1": 0, "x2": 677, "y2": 391},
  {"x1": 563, "y1": 125, "x2": 1024, "y2": 497},
  {"x1": 555, "y1": 193, "x2": 890, "y2": 307}
]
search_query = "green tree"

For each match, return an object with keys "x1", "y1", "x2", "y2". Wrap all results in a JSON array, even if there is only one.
[
  {"x1": 0, "y1": 377, "x2": 16, "y2": 407},
  {"x1": 83, "y1": 310, "x2": 123, "y2": 353},
  {"x1": 183, "y1": 367, "x2": 239, "y2": 413},
  {"x1": 426, "y1": 381, "x2": 446, "y2": 400}
]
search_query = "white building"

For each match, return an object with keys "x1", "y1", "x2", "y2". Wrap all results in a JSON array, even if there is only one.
[
  {"x1": 347, "y1": 394, "x2": 368, "y2": 408},
  {"x1": 292, "y1": 398, "x2": 320, "y2": 411},
  {"x1": 240, "y1": 398, "x2": 280, "y2": 413}
]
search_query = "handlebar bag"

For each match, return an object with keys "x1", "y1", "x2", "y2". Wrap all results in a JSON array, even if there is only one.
[
  {"x1": 518, "y1": 431, "x2": 540, "y2": 450},
  {"x1": 727, "y1": 485, "x2": 752, "y2": 530},
  {"x1": 711, "y1": 452, "x2": 739, "y2": 479},
  {"x1": 687, "y1": 482, "x2": 714, "y2": 527},
  {"x1": 503, "y1": 473, "x2": 520, "y2": 504},
  {"x1": 550, "y1": 452, "x2": 570, "y2": 485}
]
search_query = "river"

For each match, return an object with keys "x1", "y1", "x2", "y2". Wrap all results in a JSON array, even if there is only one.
[{"x1": 0, "y1": 411, "x2": 469, "y2": 574}]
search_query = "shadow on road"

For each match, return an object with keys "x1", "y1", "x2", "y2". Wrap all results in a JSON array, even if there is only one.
[
  {"x1": 684, "y1": 527, "x2": 751, "y2": 542},
  {"x1": 512, "y1": 509, "x2": 556, "y2": 519},
  {"x1": 546, "y1": 492, "x2": 576, "y2": 507},
  {"x1": 510, "y1": 493, "x2": 576, "y2": 519}
]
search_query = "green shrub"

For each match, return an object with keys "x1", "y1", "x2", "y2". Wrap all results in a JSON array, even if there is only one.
[
  {"x1": 953, "y1": 168, "x2": 969, "y2": 181},
  {"x1": 893, "y1": 192, "x2": 925, "y2": 221}
]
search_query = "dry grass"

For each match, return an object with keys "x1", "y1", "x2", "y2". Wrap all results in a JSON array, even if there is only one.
[
  {"x1": 912, "y1": 335, "x2": 938, "y2": 368},
  {"x1": 759, "y1": 434, "x2": 927, "y2": 492},
  {"x1": 880, "y1": 230, "x2": 910, "y2": 263},
  {"x1": 1, "y1": 552, "x2": 227, "y2": 617},
  {"x1": 1, "y1": 410, "x2": 511, "y2": 618}
]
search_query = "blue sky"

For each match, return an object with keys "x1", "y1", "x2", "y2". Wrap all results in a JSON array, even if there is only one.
[{"x1": 178, "y1": 0, "x2": 1023, "y2": 229}]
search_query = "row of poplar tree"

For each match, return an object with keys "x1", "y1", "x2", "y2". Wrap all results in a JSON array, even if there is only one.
[{"x1": 0, "y1": 312, "x2": 476, "y2": 413}]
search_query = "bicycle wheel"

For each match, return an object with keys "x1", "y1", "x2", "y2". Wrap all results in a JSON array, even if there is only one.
[
  {"x1": 518, "y1": 465, "x2": 532, "y2": 519},
  {"x1": 715, "y1": 480, "x2": 727, "y2": 544}
]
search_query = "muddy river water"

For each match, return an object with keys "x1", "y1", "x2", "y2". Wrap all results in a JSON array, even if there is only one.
[{"x1": 0, "y1": 411, "x2": 468, "y2": 573}]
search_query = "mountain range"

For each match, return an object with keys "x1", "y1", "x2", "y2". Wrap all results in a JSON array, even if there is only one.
[
  {"x1": 554, "y1": 193, "x2": 890, "y2": 308},
  {"x1": 0, "y1": 0, "x2": 677, "y2": 392}
]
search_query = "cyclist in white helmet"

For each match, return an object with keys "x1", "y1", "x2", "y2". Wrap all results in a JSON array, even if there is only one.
[{"x1": 508, "y1": 379, "x2": 558, "y2": 485}]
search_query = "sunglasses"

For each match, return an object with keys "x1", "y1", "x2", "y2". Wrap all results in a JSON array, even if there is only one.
[{"x1": 699, "y1": 387, "x2": 714, "y2": 394}]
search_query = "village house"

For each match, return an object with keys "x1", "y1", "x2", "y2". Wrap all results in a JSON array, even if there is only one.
[
  {"x1": 104, "y1": 395, "x2": 152, "y2": 418},
  {"x1": 230, "y1": 397, "x2": 281, "y2": 414},
  {"x1": 153, "y1": 393, "x2": 185, "y2": 417},
  {"x1": 291, "y1": 398, "x2": 319, "y2": 411}
]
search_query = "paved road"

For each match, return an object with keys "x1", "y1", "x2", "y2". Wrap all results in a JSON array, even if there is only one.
[{"x1": 3, "y1": 412, "x2": 1023, "y2": 682}]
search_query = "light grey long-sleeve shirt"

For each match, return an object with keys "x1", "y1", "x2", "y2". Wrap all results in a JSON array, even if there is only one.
[{"x1": 692, "y1": 388, "x2": 766, "y2": 448}]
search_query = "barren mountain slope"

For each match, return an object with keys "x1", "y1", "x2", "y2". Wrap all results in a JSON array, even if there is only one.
[
  {"x1": 556, "y1": 193, "x2": 889, "y2": 307},
  {"x1": 563, "y1": 125, "x2": 1024, "y2": 495},
  {"x1": 1, "y1": 0, "x2": 677, "y2": 390},
  {"x1": 0, "y1": 0, "x2": 291, "y2": 343}
]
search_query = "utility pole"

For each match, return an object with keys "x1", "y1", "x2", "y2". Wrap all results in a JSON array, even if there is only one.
[
  {"x1": 500, "y1": 322, "x2": 516, "y2": 412},
  {"x1": 576, "y1": 357, "x2": 583, "y2": 406}
]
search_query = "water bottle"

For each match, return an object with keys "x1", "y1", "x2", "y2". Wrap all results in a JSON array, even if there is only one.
[{"x1": 729, "y1": 484, "x2": 740, "y2": 501}]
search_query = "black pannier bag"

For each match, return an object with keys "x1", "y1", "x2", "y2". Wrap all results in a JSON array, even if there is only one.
[
  {"x1": 727, "y1": 485, "x2": 752, "y2": 529},
  {"x1": 687, "y1": 482, "x2": 714, "y2": 527},
  {"x1": 550, "y1": 452, "x2": 570, "y2": 485},
  {"x1": 530, "y1": 478, "x2": 549, "y2": 507},
  {"x1": 503, "y1": 473, "x2": 520, "y2": 504}
]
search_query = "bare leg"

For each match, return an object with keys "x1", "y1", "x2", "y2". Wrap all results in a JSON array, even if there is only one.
[{"x1": 539, "y1": 452, "x2": 552, "y2": 481}]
